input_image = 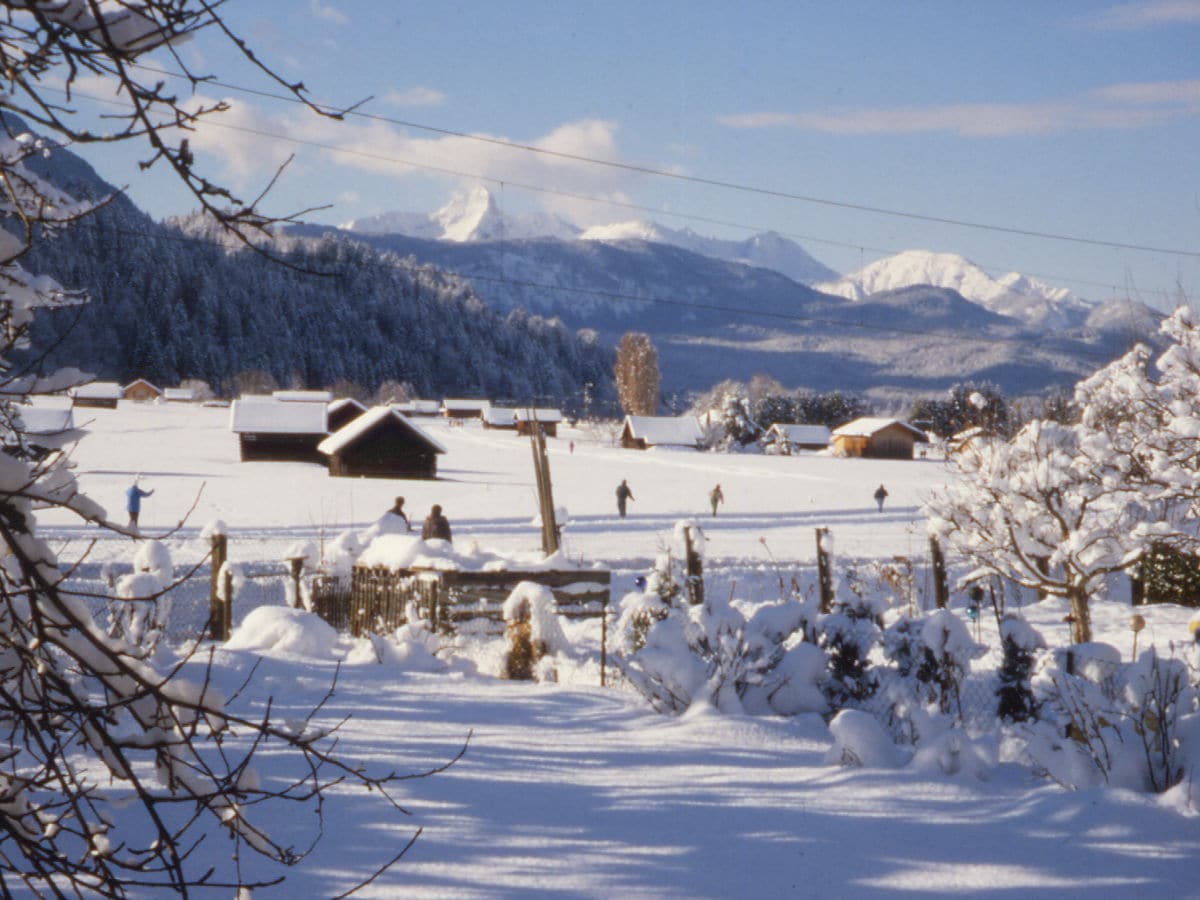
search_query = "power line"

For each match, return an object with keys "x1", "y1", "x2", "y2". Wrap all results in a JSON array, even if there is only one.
[
  {"x1": 56, "y1": 86, "x2": 1183, "y2": 303},
  {"x1": 130, "y1": 62, "x2": 1200, "y2": 260}
]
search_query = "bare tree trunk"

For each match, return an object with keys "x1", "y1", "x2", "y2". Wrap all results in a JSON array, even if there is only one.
[{"x1": 1067, "y1": 583, "x2": 1091, "y2": 644}]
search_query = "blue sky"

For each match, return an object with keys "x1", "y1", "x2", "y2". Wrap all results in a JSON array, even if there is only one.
[{"x1": 72, "y1": 1, "x2": 1200, "y2": 307}]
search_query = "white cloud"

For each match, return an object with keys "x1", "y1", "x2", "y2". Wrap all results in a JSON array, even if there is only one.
[
  {"x1": 309, "y1": 0, "x2": 348, "y2": 26},
  {"x1": 1086, "y1": 0, "x2": 1200, "y2": 29},
  {"x1": 718, "y1": 79, "x2": 1200, "y2": 137},
  {"x1": 381, "y1": 87, "x2": 447, "y2": 108}
]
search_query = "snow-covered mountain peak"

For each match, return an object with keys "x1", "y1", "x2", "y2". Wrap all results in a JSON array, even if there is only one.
[
  {"x1": 432, "y1": 186, "x2": 502, "y2": 242},
  {"x1": 815, "y1": 249, "x2": 1090, "y2": 328},
  {"x1": 579, "y1": 220, "x2": 664, "y2": 242}
]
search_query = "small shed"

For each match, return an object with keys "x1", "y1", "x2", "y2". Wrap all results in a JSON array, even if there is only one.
[
  {"x1": 163, "y1": 387, "x2": 196, "y2": 403},
  {"x1": 396, "y1": 399, "x2": 441, "y2": 417},
  {"x1": 273, "y1": 389, "x2": 334, "y2": 403},
  {"x1": 620, "y1": 415, "x2": 703, "y2": 450},
  {"x1": 766, "y1": 423, "x2": 832, "y2": 453},
  {"x1": 442, "y1": 398, "x2": 491, "y2": 420},
  {"x1": 327, "y1": 397, "x2": 368, "y2": 433},
  {"x1": 229, "y1": 397, "x2": 328, "y2": 463},
  {"x1": 70, "y1": 381, "x2": 123, "y2": 409},
  {"x1": 318, "y1": 406, "x2": 446, "y2": 479},
  {"x1": 832, "y1": 418, "x2": 927, "y2": 460},
  {"x1": 514, "y1": 408, "x2": 563, "y2": 437},
  {"x1": 123, "y1": 379, "x2": 161, "y2": 402},
  {"x1": 482, "y1": 407, "x2": 518, "y2": 430}
]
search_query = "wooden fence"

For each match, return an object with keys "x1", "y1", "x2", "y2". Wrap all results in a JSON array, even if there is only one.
[{"x1": 311, "y1": 566, "x2": 611, "y2": 638}]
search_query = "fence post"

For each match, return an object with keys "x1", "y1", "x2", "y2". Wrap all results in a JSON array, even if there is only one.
[
  {"x1": 816, "y1": 527, "x2": 833, "y2": 614},
  {"x1": 209, "y1": 533, "x2": 228, "y2": 641},
  {"x1": 683, "y1": 525, "x2": 704, "y2": 607},
  {"x1": 222, "y1": 568, "x2": 233, "y2": 640},
  {"x1": 929, "y1": 536, "x2": 949, "y2": 610},
  {"x1": 600, "y1": 595, "x2": 608, "y2": 687},
  {"x1": 287, "y1": 556, "x2": 305, "y2": 609}
]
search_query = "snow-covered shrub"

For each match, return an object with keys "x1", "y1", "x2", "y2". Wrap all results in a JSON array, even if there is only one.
[
  {"x1": 325, "y1": 528, "x2": 362, "y2": 575},
  {"x1": 996, "y1": 615, "x2": 1045, "y2": 722},
  {"x1": 826, "y1": 709, "x2": 908, "y2": 769},
  {"x1": 915, "y1": 609, "x2": 985, "y2": 717},
  {"x1": 502, "y1": 582, "x2": 568, "y2": 680},
  {"x1": 818, "y1": 586, "x2": 884, "y2": 708},
  {"x1": 110, "y1": 540, "x2": 174, "y2": 654}
]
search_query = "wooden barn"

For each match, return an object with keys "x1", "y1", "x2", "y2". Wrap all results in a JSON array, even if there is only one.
[
  {"x1": 163, "y1": 387, "x2": 196, "y2": 403},
  {"x1": 123, "y1": 379, "x2": 161, "y2": 402},
  {"x1": 832, "y1": 418, "x2": 927, "y2": 460},
  {"x1": 229, "y1": 396, "x2": 328, "y2": 463},
  {"x1": 327, "y1": 397, "x2": 367, "y2": 433},
  {"x1": 70, "y1": 382, "x2": 123, "y2": 409},
  {"x1": 273, "y1": 389, "x2": 334, "y2": 403},
  {"x1": 620, "y1": 415, "x2": 703, "y2": 450},
  {"x1": 481, "y1": 407, "x2": 518, "y2": 430},
  {"x1": 442, "y1": 398, "x2": 490, "y2": 420},
  {"x1": 514, "y1": 408, "x2": 563, "y2": 437},
  {"x1": 765, "y1": 423, "x2": 832, "y2": 453},
  {"x1": 318, "y1": 406, "x2": 446, "y2": 479},
  {"x1": 396, "y1": 399, "x2": 441, "y2": 417}
]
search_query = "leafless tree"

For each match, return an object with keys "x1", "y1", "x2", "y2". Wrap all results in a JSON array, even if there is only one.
[{"x1": 613, "y1": 331, "x2": 659, "y2": 417}]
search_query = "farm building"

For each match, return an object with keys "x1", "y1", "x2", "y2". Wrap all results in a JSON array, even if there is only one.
[
  {"x1": 442, "y1": 398, "x2": 491, "y2": 420},
  {"x1": 123, "y1": 379, "x2": 162, "y2": 402},
  {"x1": 229, "y1": 396, "x2": 328, "y2": 463},
  {"x1": 832, "y1": 418, "x2": 927, "y2": 460},
  {"x1": 163, "y1": 387, "x2": 196, "y2": 403},
  {"x1": 273, "y1": 389, "x2": 334, "y2": 404},
  {"x1": 327, "y1": 397, "x2": 368, "y2": 433},
  {"x1": 482, "y1": 407, "x2": 518, "y2": 430},
  {"x1": 318, "y1": 406, "x2": 446, "y2": 479},
  {"x1": 396, "y1": 399, "x2": 441, "y2": 417},
  {"x1": 70, "y1": 381, "x2": 123, "y2": 409},
  {"x1": 765, "y1": 423, "x2": 832, "y2": 453},
  {"x1": 620, "y1": 415, "x2": 704, "y2": 451},
  {"x1": 514, "y1": 408, "x2": 563, "y2": 437}
]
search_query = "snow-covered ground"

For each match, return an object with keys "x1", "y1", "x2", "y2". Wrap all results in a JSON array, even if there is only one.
[{"x1": 36, "y1": 402, "x2": 1200, "y2": 896}]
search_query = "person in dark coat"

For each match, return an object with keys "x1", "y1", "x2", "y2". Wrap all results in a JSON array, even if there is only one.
[
  {"x1": 874, "y1": 484, "x2": 889, "y2": 512},
  {"x1": 709, "y1": 483, "x2": 724, "y2": 517},
  {"x1": 421, "y1": 504, "x2": 452, "y2": 542},
  {"x1": 616, "y1": 479, "x2": 634, "y2": 518},
  {"x1": 388, "y1": 496, "x2": 411, "y2": 532},
  {"x1": 126, "y1": 478, "x2": 153, "y2": 529}
]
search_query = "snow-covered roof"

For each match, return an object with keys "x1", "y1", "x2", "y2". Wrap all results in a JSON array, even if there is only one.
[
  {"x1": 624, "y1": 415, "x2": 703, "y2": 447},
  {"x1": 396, "y1": 399, "x2": 441, "y2": 416},
  {"x1": 70, "y1": 381, "x2": 123, "y2": 400},
  {"x1": 483, "y1": 407, "x2": 517, "y2": 426},
  {"x1": 273, "y1": 390, "x2": 334, "y2": 403},
  {"x1": 767, "y1": 423, "x2": 832, "y2": 445},
  {"x1": 328, "y1": 397, "x2": 367, "y2": 416},
  {"x1": 514, "y1": 408, "x2": 563, "y2": 423},
  {"x1": 318, "y1": 406, "x2": 447, "y2": 455},
  {"x1": 14, "y1": 405, "x2": 76, "y2": 435},
  {"x1": 442, "y1": 398, "x2": 491, "y2": 412},
  {"x1": 832, "y1": 417, "x2": 926, "y2": 440},
  {"x1": 230, "y1": 397, "x2": 328, "y2": 434},
  {"x1": 123, "y1": 378, "x2": 161, "y2": 393},
  {"x1": 163, "y1": 388, "x2": 195, "y2": 401}
]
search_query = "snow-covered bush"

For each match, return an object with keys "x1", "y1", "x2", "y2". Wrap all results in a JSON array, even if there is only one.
[
  {"x1": 996, "y1": 615, "x2": 1045, "y2": 722},
  {"x1": 502, "y1": 581, "x2": 569, "y2": 680},
  {"x1": 110, "y1": 540, "x2": 174, "y2": 654},
  {"x1": 818, "y1": 585, "x2": 884, "y2": 708},
  {"x1": 915, "y1": 609, "x2": 986, "y2": 717}
]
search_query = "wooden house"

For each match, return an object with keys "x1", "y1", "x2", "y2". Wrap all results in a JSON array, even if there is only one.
[
  {"x1": 70, "y1": 382, "x2": 123, "y2": 409},
  {"x1": 123, "y1": 379, "x2": 161, "y2": 402},
  {"x1": 272, "y1": 389, "x2": 334, "y2": 403},
  {"x1": 442, "y1": 398, "x2": 490, "y2": 420},
  {"x1": 620, "y1": 415, "x2": 703, "y2": 450},
  {"x1": 396, "y1": 399, "x2": 441, "y2": 417},
  {"x1": 831, "y1": 418, "x2": 927, "y2": 460},
  {"x1": 514, "y1": 408, "x2": 563, "y2": 437},
  {"x1": 163, "y1": 387, "x2": 196, "y2": 403},
  {"x1": 318, "y1": 406, "x2": 446, "y2": 479},
  {"x1": 765, "y1": 423, "x2": 832, "y2": 453},
  {"x1": 481, "y1": 407, "x2": 518, "y2": 430},
  {"x1": 327, "y1": 397, "x2": 368, "y2": 433},
  {"x1": 229, "y1": 396, "x2": 328, "y2": 463}
]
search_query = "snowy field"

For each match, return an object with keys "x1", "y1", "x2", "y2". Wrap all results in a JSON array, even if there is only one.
[{"x1": 35, "y1": 402, "x2": 1200, "y2": 897}]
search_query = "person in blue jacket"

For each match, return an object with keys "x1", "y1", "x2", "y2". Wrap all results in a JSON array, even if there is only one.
[{"x1": 126, "y1": 478, "x2": 154, "y2": 529}]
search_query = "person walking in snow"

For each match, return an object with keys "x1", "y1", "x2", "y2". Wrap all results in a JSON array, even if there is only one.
[
  {"x1": 421, "y1": 504, "x2": 452, "y2": 542},
  {"x1": 874, "y1": 483, "x2": 888, "y2": 512},
  {"x1": 709, "y1": 483, "x2": 724, "y2": 517},
  {"x1": 384, "y1": 496, "x2": 411, "y2": 532},
  {"x1": 616, "y1": 479, "x2": 634, "y2": 518},
  {"x1": 126, "y1": 477, "x2": 154, "y2": 529}
]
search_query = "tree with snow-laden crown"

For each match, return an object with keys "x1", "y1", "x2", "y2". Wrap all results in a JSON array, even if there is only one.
[{"x1": 0, "y1": 3, "x2": 438, "y2": 894}]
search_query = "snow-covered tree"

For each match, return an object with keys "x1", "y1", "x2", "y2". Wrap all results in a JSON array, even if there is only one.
[
  {"x1": 0, "y1": 4, "x2": 430, "y2": 893},
  {"x1": 614, "y1": 331, "x2": 660, "y2": 416}
]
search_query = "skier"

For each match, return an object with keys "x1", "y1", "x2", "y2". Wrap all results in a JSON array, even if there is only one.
[
  {"x1": 874, "y1": 483, "x2": 888, "y2": 512},
  {"x1": 616, "y1": 479, "x2": 634, "y2": 518},
  {"x1": 126, "y1": 477, "x2": 154, "y2": 529},
  {"x1": 421, "y1": 504, "x2": 453, "y2": 542},
  {"x1": 709, "y1": 483, "x2": 724, "y2": 517}
]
